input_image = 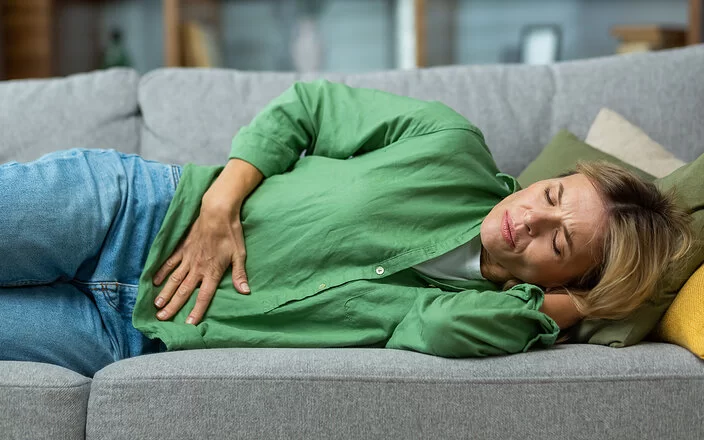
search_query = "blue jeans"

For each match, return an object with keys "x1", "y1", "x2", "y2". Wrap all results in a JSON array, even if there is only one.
[{"x1": 0, "y1": 148, "x2": 181, "y2": 377}]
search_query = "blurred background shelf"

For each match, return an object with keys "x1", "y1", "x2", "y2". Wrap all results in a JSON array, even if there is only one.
[{"x1": 1, "y1": 0, "x2": 702, "y2": 80}]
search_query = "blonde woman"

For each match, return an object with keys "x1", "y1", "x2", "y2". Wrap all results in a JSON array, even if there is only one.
[{"x1": 0, "y1": 80, "x2": 691, "y2": 377}]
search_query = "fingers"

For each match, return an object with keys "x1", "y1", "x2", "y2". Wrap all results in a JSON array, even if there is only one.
[
  {"x1": 152, "y1": 249, "x2": 183, "y2": 286},
  {"x1": 186, "y1": 278, "x2": 220, "y2": 325},
  {"x1": 232, "y1": 261, "x2": 250, "y2": 294},
  {"x1": 153, "y1": 260, "x2": 235, "y2": 325},
  {"x1": 155, "y1": 269, "x2": 198, "y2": 321},
  {"x1": 231, "y1": 229, "x2": 250, "y2": 294},
  {"x1": 150, "y1": 213, "x2": 252, "y2": 326}
]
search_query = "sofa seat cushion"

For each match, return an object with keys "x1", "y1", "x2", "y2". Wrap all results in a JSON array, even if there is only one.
[
  {"x1": 0, "y1": 361, "x2": 90, "y2": 440},
  {"x1": 86, "y1": 344, "x2": 703, "y2": 440}
]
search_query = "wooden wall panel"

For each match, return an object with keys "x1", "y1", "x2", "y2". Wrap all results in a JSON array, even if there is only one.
[
  {"x1": 690, "y1": 0, "x2": 702, "y2": 44},
  {"x1": 2, "y1": 0, "x2": 54, "y2": 79}
]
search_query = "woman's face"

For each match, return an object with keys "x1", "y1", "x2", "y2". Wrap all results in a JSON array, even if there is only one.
[{"x1": 480, "y1": 173, "x2": 608, "y2": 287}]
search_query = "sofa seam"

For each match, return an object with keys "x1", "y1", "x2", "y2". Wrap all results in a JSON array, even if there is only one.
[
  {"x1": 91, "y1": 375, "x2": 704, "y2": 385},
  {"x1": 0, "y1": 383, "x2": 91, "y2": 390}
]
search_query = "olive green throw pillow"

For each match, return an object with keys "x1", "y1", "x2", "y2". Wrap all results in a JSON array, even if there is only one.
[
  {"x1": 517, "y1": 130, "x2": 654, "y2": 188},
  {"x1": 517, "y1": 129, "x2": 702, "y2": 347}
]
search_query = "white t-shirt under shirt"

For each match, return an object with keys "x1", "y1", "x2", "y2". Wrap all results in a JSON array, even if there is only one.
[{"x1": 412, "y1": 234, "x2": 484, "y2": 281}]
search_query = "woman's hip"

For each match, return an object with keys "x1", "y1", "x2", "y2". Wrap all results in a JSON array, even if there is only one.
[{"x1": 0, "y1": 147, "x2": 181, "y2": 286}]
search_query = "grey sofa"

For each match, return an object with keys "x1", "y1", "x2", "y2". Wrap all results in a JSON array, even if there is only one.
[{"x1": 1, "y1": 45, "x2": 703, "y2": 440}]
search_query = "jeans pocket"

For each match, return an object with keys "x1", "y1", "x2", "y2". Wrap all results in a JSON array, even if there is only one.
[
  {"x1": 171, "y1": 164, "x2": 182, "y2": 188},
  {"x1": 72, "y1": 280, "x2": 138, "y2": 322}
]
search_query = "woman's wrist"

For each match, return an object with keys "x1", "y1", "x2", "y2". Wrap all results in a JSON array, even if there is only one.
[{"x1": 202, "y1": 158, "x2": 264, "y2": 215}]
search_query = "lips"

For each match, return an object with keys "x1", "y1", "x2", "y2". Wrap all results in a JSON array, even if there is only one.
[{"x1": 502, "y1": 211, "x2": 516, "y2": 248}]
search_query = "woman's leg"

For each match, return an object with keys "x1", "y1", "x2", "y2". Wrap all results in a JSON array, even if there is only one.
[
  {"x1": 0, "y1": 283, "x2": 115, "y2": 377},
  {"x1": 0, "y1": 148, "x2": 125, "y2": 285},
  {"x1": 0, "y1": 148, "x2": 180, "y2": 371}
]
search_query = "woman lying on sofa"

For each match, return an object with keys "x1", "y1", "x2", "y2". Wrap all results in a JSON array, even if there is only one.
[{"x1": 0, "y1": 80, "x2": 692, "y2": 377}]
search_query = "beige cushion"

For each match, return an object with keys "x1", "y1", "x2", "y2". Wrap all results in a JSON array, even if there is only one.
[{"x1": 585, "y1": 108, "x2": 685, "y2": 178}]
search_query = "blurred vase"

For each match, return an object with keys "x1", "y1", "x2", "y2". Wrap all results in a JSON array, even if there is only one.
[
  {"x1": 101, "y1": 29, "x2": 132, "y2": 69},
  {"x1": 291, "y1": 16, "x2": 323, "y2": 72}
]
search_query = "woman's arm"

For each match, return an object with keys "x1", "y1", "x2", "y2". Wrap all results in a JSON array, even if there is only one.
[
  {"x1": 151, "y1": 158, "x2": 263, "y2": 325},
  {"x1": 386, "y1": 284, "x2": 560, "y2": 358},
  {"x1": 539, "y1": 292, "x2": 585, "y2": 330},
  {"x1": 229, "y1": 79, "x2": 478, "y2": 178},
  {"x1": 200, "y1": 158, "x2": 264, "y2": 215}
]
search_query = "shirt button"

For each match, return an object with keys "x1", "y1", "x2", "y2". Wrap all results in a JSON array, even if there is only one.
[
  {"x1": 375, "y1": 266, "x2": 385, "y2": 275},
  {"x1": 318, "y1": 283, "x2": 326, "y2": 290}
]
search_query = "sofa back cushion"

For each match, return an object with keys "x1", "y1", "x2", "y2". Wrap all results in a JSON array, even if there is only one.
[
  {"x1": 138, "y1": 45, "x2": 704, "y2": 176},
  {"x1": 138, "y1": 66, "x2": 551, "y2": 175},
  {"x1": 0, "y1": 68, "x2": 140, "y2": 163}
]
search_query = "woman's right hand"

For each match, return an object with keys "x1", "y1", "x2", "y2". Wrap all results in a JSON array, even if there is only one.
[
  {"x1": 540, "y1": 288, "x2": 585, "y2": 330},
  {"x1": 151, "y1": 158, "x2": 264, "y2": 325}
]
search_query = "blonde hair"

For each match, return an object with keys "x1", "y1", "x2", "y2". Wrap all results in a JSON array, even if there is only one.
[
  {"x1": 502, "y1": 161, "x2": 692, "y2": 342},
  {"x1": 564, "y1": 161, "x2": 692, "y2": 320}
]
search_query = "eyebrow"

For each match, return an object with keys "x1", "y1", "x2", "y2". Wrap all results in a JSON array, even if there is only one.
[{"x1": 557, "y1": 182, "x2": 574, "y2": 254}]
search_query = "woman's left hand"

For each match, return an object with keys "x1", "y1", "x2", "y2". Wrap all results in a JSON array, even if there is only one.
[
  {"x1": 150, "y1": 158, "x2": 263, "y2": 325},
  {"x1": 150, "y1": 202, "x2": 250, "y2": 325}
]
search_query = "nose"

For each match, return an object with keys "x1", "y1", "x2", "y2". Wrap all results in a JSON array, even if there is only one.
[{"x1": 524, "y1": 209, "x2": 560, "y2": 236}]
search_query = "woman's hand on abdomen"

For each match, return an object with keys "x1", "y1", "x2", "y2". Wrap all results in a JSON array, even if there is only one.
[{"x1": 150, "y1": 158, "x2": 263, "y2": 325}]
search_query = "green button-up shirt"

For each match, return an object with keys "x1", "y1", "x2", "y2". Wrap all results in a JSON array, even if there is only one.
[{"x1": 133, "y1": 79, "x2": 560, "y2": 357}]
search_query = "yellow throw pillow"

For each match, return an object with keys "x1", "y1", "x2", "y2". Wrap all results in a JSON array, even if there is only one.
[{"x1": 653, "y1": 263, "x2": 704, "y2": 358}]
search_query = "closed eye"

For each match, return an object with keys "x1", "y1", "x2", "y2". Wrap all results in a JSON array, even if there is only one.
[
  {"x1": 544, "y1": 187, "x2": 554, "y2": 206},
  {"x1": 552, "y1": 231, "x2": 562, "y2": 256},
  {"x1": 546, "y1": 187, "x2": 562, "y2": 256}
]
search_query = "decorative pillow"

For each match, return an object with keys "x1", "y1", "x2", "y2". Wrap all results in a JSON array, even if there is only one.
[
  {"x1": 517, "y1": 129, "x2": 654, "y2": 189},
  {"x1": 585, "y1": 108, "x2": 685, "y2": 178},
  {"x1": 517, "y1": 127, "x2": 703, "y2": 348},
  {"x1": 652, "y1": 262, "x2": 704, "y2": 358}
]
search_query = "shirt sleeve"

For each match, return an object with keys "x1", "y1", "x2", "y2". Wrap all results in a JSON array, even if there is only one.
[
  {"x1": 229, "y1": 79, "x2": 479, "y2": 178},
  {"x1": 385, "y1": 284, "x2": 561, "y2": 357}
]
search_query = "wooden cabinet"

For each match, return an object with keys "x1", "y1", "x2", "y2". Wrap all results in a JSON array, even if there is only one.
[
  {"x1": 163, "y1": 0, "x2": 220, "y2": 67},
  {"x1": 691, "y1": 0, "x2": 703, "y2": 44},
  {"x1": 2, "y1": 0, "x2": 55, "y2": 79},
  {"x1": 1, "y1": 0, "x2": 103, "y2": 80}
]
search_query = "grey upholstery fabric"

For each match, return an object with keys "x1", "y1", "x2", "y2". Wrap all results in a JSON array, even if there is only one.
[
  {"x1": 138, "y1": 45, "x2": 704, "y2": 177},
  {"x1": 0, "y1": 362, "x2": 90, "y2": 440},
  {"x1": 551, "y1": 46, "x2": 704, "y2": 164},
  {"x1": 0, "y1": 68, "x2": 140, "y2": 163},
  {"x1": 138, "y1": 66, "x2": 556, "y2": 176},
  {"x1": 86, "y1": 343, "x2": 704, "y2": 440}
]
